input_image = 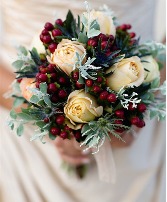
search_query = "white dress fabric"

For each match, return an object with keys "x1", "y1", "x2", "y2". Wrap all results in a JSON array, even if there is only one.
[{"x1": 0, "y1": 0, "x2": 166, "y2": 202}]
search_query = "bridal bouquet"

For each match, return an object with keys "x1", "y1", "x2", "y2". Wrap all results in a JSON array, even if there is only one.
[{"x1": 8, "y1": 3, "x2": 166, "y2": 153}]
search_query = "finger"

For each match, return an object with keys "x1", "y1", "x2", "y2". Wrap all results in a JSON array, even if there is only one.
[{"x1": 61, "y1": 154, "x2": 90, "y2": 166}]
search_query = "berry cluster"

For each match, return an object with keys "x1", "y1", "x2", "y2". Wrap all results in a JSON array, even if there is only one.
[
  {"x1": 114, "y1": 102, "x2": 147, "y2": 133},
  {"x1": 36, "y1": 64, "x2": 69, "y2": 102},
  {"x1": 40, "y1": 19, "x2": 64, "y2": 53},
  {"x1": 116, "y1": 24, "x2": 136, "y2": 45},
  {"x1": 87, "y1": 33, "x2": 116, "y2": 54}
]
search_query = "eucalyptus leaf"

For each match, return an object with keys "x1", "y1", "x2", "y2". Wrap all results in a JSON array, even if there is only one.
[
  {"x1": 12, "y1": 60, "x2": 24, "y2": 69},
  {"x1": 30, "y1": 95, "x2": 40, "y2": 104},
  {"x1": 40, "y1": 83, "x2": 47, "y2": 94},
  {"x1": 16, "y1": 124, "x2": 24, "y2": 136},
  {"x1": 18, "y1": 46, "x2": 28, "y2": 56},
  {"x1": 49, "y1": 133, "x2": 56, "y2": 140},
  {"x1": 17, "y1": 113, "x2": 32, "y2": 121},
  {"x1": 13, "y1": 97, "x2": 25, "y2": 108},
  {"x1": 78, "y1": 32, "x2": 88, "y2": 44},
  {"x1": 10, "y1": 110, "x2": 17, "y2": 119},
  {"x1": 43, "y1": 96, "x2": 51, "y2": 107}
]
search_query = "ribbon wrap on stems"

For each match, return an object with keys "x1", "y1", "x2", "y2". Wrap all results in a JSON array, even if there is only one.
[{"x1": 93, "y1": 138, "x2": 116, "y2": 183}]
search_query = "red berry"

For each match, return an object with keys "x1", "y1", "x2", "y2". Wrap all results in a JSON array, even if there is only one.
[
  {"x1": 38, "y1": 74, "x2": 48, "y2": 82},
  {"x1": 72, "y1": 71, "x2": 79, "y2": 81},
  {"x1": 86, "y1": 79, "x2": 93, "y2": 87},
  {"x1": 106, "y1": 51, "x2": 112, "y2": 56},
  {"x1": 76, "y1": 81, "x2": 84, "y2": 89},
  {"x1": 44, "y1": 22, "x2": 54, "y2": 31},
  {"x1": 44, "y1": 117, "x2": 50, "y2": 123},
  {"x1": 137, "y1": 103, "x2": 146, "y2": 113},
  {"x1": 48, "y1": 43, "x2": 57, "y2": 53},
  {"x1": 120, "y1": 24, "x2": 127, "y2": 31},
  {"x1": 52, "y1": 29, "x2": 62, "y2": 37},
  {"x1": 48, "y1": 83, "x2": 57, "y2": 93},
  {"x1": 51, "y1": 94, "x2": 58, "y2": 103},
  {"x1": 55, "y1": 19, "x2": 63, "y2": 26},
  {"x1": 87, "y1": 39, "x2": 97, "y2": 47},
  {"x1": 36, "y1": 82, "x2": 40, "y2": 88},
  {"x1": 93, "y1": 85, "x2": 102, "y2": 93},
  {"x1": 114, "y1": 120, "x2": 123, "y2": 124},
  {"x1": 108, "y1": 35, "x2": 114, "y2": 41},
  {"x1": 115, "y1": 109, "x2": 125, "y2": 119},
  {"x1": 58, "y1": 89, "x2": 67, "y2": 98},
  {"x1": 59, "y1": 77, "x2": 66, "y2": 85},
  {"x1": 64, "y1": 125, "x2": 72, "y2": 132},
  {"x1": 131, "y1": 116, "x2": 140, "y2": 125},
  {"x1": 41, "y1": 29, "x2": 49, "y2": 35},
  {"x1": 50, "y1": 73, "x2": 57, "y2": 81},
  {"x1": 48, "y1": 64, "x2": 56, "y2": 73},
  {"x1": 97, "y1": 77, "x2": 103, "y2": 83},
  {"x1": 17, "y1": 78, "x2": 22, "y2": 83},
  {"x1": 107, "y1": 93, "x2": 117, "y2": 103},
  {"x1": 98, "y1": 33, "x2": 108, "y2": 41},
  {"x1": 56, "y1": 115, "x2": 65, "y2": 125},
  {"x1": 50, "y1": 127, "x2": 60, "y2": 136},
  {"x1": 126, "y1": 24, "x2": 132, "y2": 29},
  {"x1": 42, "y1": 35, "x2": 52, "y2": 44},
  {"x1": 40, "y1": 34, "x2": 44, "y2": 42},
  {"x1": 101, "y1": 41, "x2": 108, "y2": 49},
  {"x1": 60, "y1": 131, "x2": 68, "y2": 139},
  {"x1": 74, "y1": 131, "x2": 81, "y2": 140},
  {"x1": 128, "y1": 103, "x2": 136, "y2": 111},
  {"x1": 130, "y1": 39, "x2": 137, "y2": 46},
  {"x1": 115, "y1": 128, "x2": 125, "y2": 133},
  {"x1": 129, "y1": 32, "x2": 136, "y2": 38},
  {"x1": 39, "y1": 65, "x2": 48, "y2": 74},
  {"x1": 100, "y1": 91, "x2": 109, "y2": 100},
  {"x1": 136, "y1": 119, "x2": 145, "y2": 128}
]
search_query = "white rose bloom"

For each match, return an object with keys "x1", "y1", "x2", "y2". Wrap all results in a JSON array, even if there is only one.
[
  {"x1": 106, "y1": 56, "x2": 145, "y2": 91},
  {"x1": 82, "y1": 10, "x2": 116, "y2": 36},
  {"x1": 47, "y1": 39, "x2": 86, "y2": 75}
]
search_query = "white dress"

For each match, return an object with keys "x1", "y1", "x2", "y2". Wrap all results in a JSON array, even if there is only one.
[{"x1": 0, "y1": 0, "x2": 166, "y2": 202}]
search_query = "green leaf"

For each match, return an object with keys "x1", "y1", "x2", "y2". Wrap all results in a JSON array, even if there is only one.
[
  {"x1": 18, "y1": 46, "x2": 28, "y2": 56},
  {"x1": 49, "y1": 133, "x2": 56, "y2": 140},
  {"x1": 8, "y1": 120, "x2": 14, "y2": 130},
  {"x1": 30, "y1": 47, "x2": 41, "y2": 65},
  {"x1": 40, "y1": 83, "x2": 47, "y2": 94},
  {"x1": 36, "y1": 121, "x2": 46, "y2": 129},
  {"x1": 78, "y1": 32, "x2": 88, "y2": 44},
  {"x1": 13, "y1": 97, "x2": 25, "y2": 108},
  {"x1": 10, "y1": 110, "x2": 17, "y2": 119},
  {"x1": 12, "y1": 60, "x2": 24, "y2": 69},
  {"x1": 87, "y1": 29, "x2": 100, "y2": 38},
  {"x1": 16, "y1": 124, "x2": 24, "y2": 136},
  {"x1": 43, "y1": 96, "x2": 51, "y2": 107},
  {"x1": 30, "y1": 95, "x2": 40, "y2": 104},
  {"x1": 65, "y1": 10, "x2": 74, "y2": 31},
  {"x1": 151, "y1": 78, "x2": 160, "y2": 88},
  {"x1": 17, "y1": 113, "x2": 32, "y2": 121}
]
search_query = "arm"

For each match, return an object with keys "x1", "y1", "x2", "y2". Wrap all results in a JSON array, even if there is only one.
[{"x1": 0, "y1": 64, "x2": 15, "y2": 109}]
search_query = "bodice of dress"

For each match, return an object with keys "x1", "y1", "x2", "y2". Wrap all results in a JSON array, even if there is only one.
[{"x1": 1, "y1": 0, "x2": 157, "y2": 67}]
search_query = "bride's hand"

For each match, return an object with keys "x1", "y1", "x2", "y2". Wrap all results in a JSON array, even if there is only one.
[
  {"x1": 54, "y1": 136, "x2": 91, "y2": 166},
  {"x1": 54, "y1": 129, "x2": 139, "y2": 166}
]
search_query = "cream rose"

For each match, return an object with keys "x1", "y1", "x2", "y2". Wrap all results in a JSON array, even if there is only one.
[
  {"x1": 82, "y1": 10, "x2": 116, "y2": 36},
  {"x1": 20, "y1": 78, "x2": 36, "y2": 101},
  {"x1": 47, "y1": 39, "x2": 86, "y2": 75},
  {"x1": 64, "y1": 90, "x2": 103, "y2": 129},
  {"x1": 106, "y1": 56, "x2": 145, "y2": 91},
  {"x1": 141, "y1": 55, "x2": 160, "y2": 82}
]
